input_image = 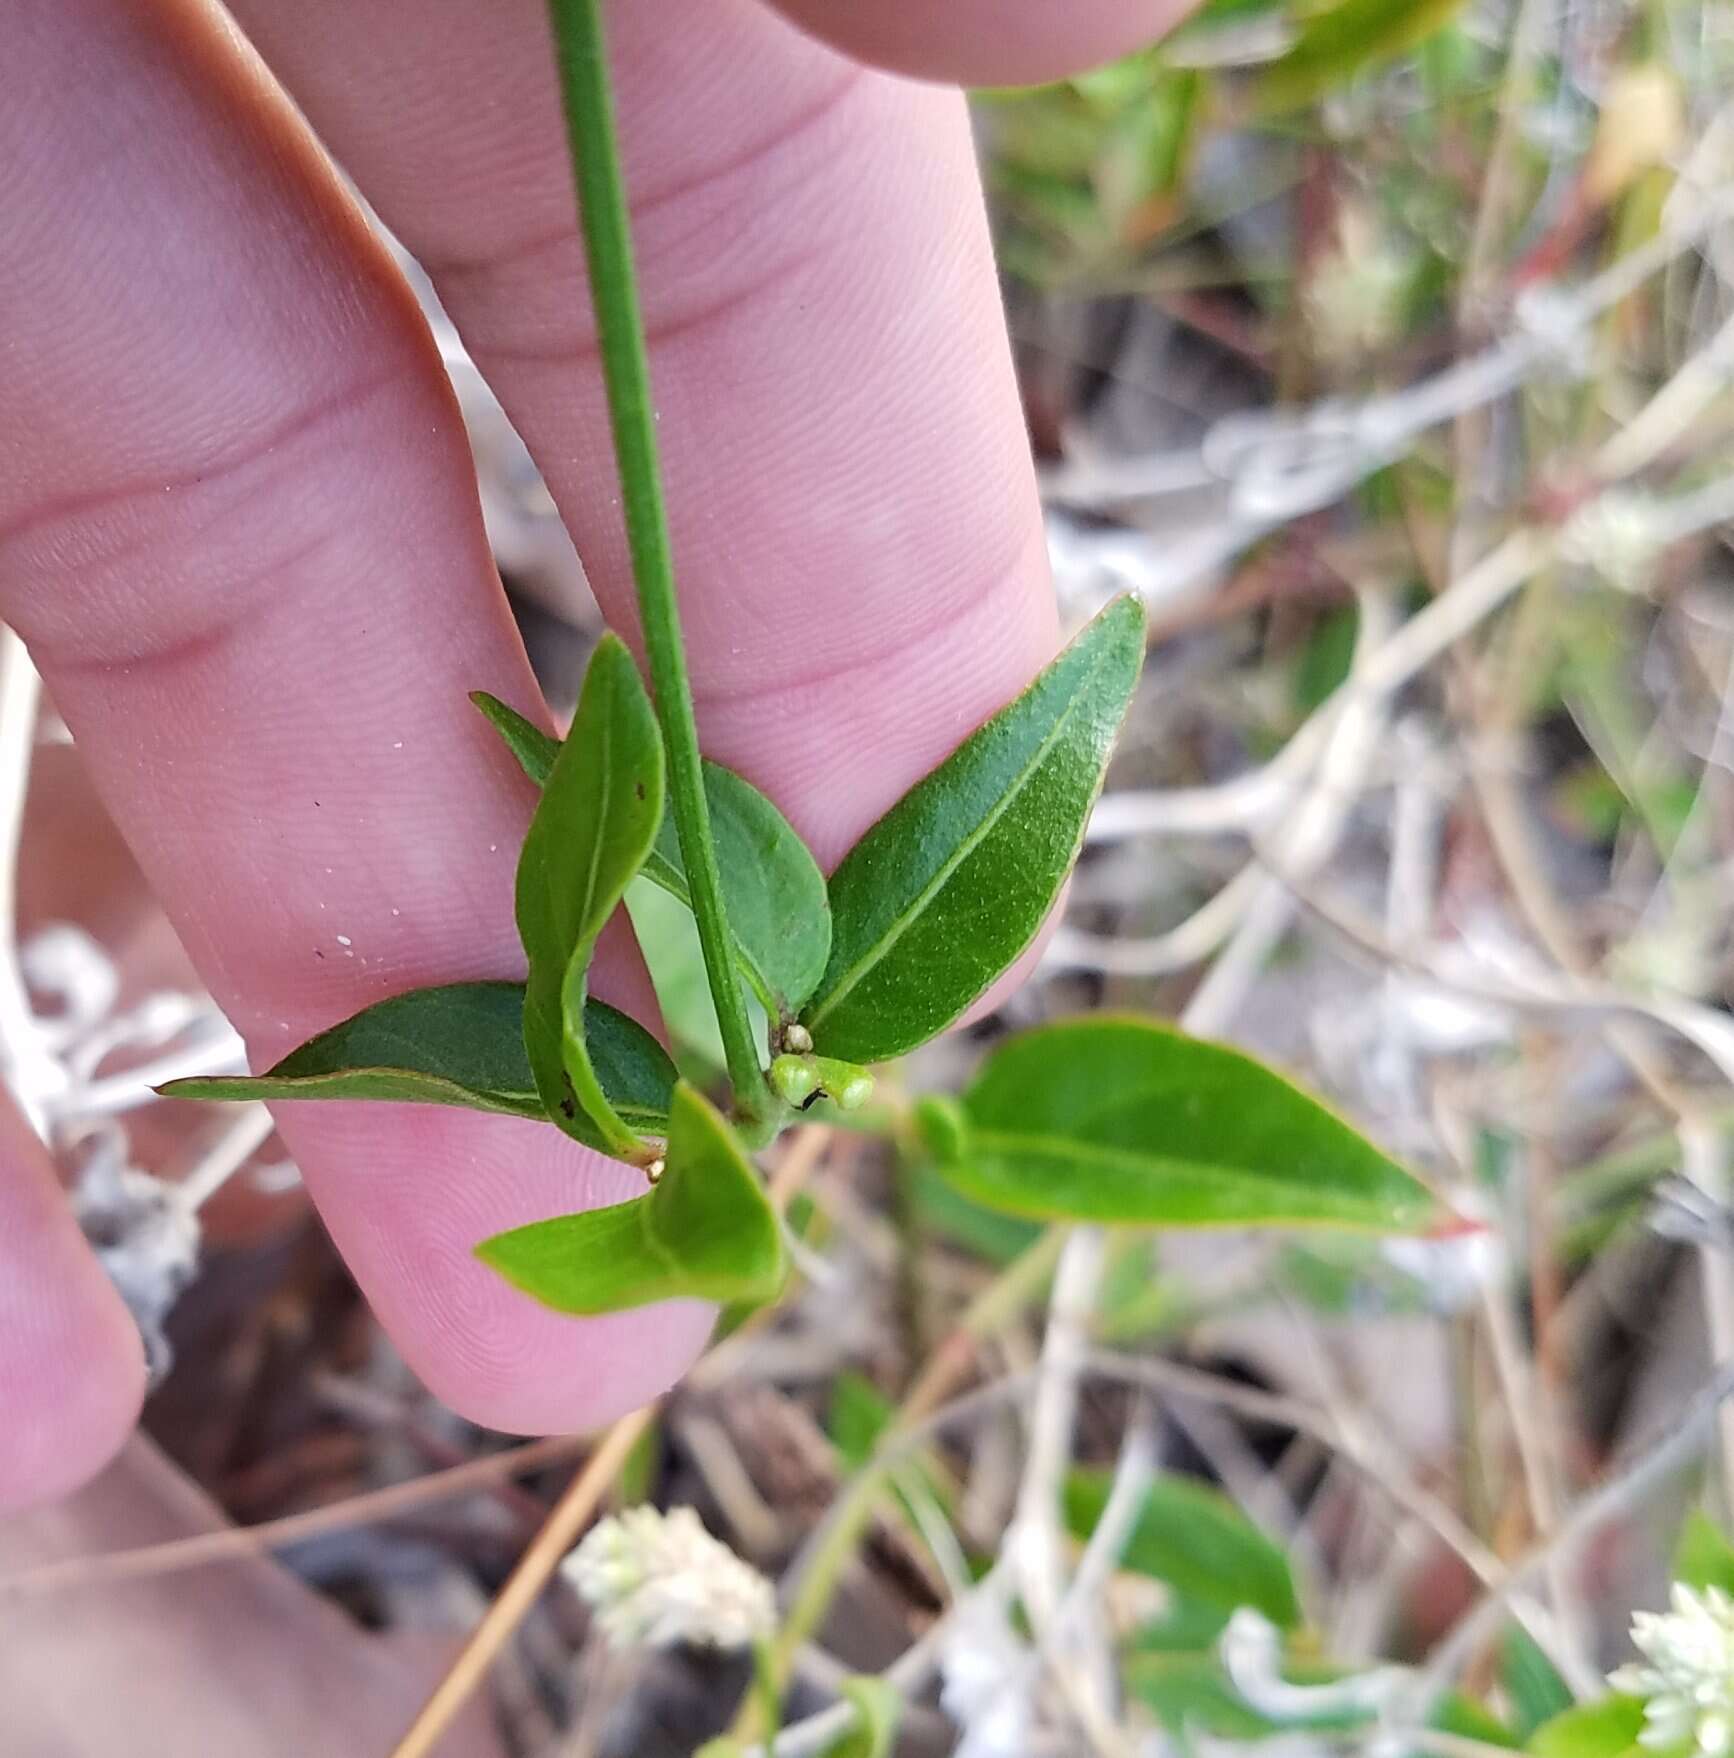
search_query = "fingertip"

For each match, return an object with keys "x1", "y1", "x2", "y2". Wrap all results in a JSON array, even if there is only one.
[
  {"x1": 273, "y1": 1104, "x2": 714, "y2": 1438},
  {"x1": 410, "y1": 1294, "x2": 713, "y2": 1437},
  {"x1": 760, "y1": 0, "x2": 1196, "y2": 87}
]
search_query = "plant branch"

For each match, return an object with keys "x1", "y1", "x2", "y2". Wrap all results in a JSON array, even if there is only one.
[
  {"x1": 387, "y1": 1407, "x2": 653, "y2": 1758},
  {"x1": 544, "y1": 0, "x2": 769, "y2": 1124}
]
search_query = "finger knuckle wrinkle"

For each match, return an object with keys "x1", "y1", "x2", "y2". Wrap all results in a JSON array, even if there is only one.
[{"x1": 0, "y1": 364, "x2": 416, "y2": 673}]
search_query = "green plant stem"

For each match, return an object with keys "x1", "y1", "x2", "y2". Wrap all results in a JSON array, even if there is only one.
[
  {"x1": 731, "y1": 1223, "x2": 1066, "y2": 1739},
  {"x1": 546, "y1": 0, "x2": 770, "y2": 1128}
]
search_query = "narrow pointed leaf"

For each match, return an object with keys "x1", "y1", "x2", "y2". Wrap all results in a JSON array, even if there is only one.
[
  {"x1": 802, "y1": 595, "x2": 1144, "y2": 1064},
  {"x1": 471, "y1": 691, "x2": 559, "y2": 785},
  {"x1": 929, "y1": 1017, "x2": 1438, "y2": 1232},
  {"x1": 476, "y1": 695, "x2": 829, "y2": 1018},
  {"x1": 1500, "y1": 1628, "x2": 1573, "y2": 1740},
  {"x1": 476, "y1": 1082, "x2": 787, "y2": 1314},
  {"x1": 516, "y1": 634, "x2": 664, "y2": 1155},
  {"x1": 161, "y1": 982, "x2": 675, "y2": 1138}
]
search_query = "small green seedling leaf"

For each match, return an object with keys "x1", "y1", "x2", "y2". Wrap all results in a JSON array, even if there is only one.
[
  {"x1": 162, "y1": 981, "x2": 675, "y2": 1138},
  {"x1": 476, "y1": 693, "x2": 830, "y2": 1018},
  {"x1": 1675, "y1": 1509, "x2": 1734, "y2": 1596},
  {"x1": 1065, "y1": 1469, "x2": 1301, "y2": 1628},
  {"x1": 1527, "y1": 1697, "x2": 1647, "y2": 1758},
  {"x1": 477, "y1": 1082, "x2": 787, "y2": 1314},
  {"x1": 515, "y1": 635, "x2": 664, "y2": 1157},
  {"x1": 802, "y1": 595, "x2": 1144, "y2": 1064},
  {"x1": 930, "y1": 1016, "x2": 1438, "y2": 1232}
]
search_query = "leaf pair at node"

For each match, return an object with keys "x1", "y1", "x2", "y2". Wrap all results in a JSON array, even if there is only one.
[{"x1": 166, "y1": 596, "x2": 1444, "y2": 1321}]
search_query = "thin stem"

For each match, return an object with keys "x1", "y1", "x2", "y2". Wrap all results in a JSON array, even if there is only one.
[
  {"x1": 0, "y1": 1431, "x2": 594, "y2": 1598},
  {"x1": 734, "y1": 1229, "x2": 1063, "y2": 1738},
  {"x1": 388, "y1": 1407, "x2": 653, "y2": 1758},
  {"x1": 545, "y1": 0, "x2": 769, "y2": 1124}
]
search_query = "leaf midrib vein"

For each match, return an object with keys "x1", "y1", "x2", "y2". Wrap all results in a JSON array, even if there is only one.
[
  {"x1": 965, "y1": 1127, "x2": 1414, "y2": 1215},
  {"x1": 807, "y1": 644, "x2": 1108, "y2": 1029}
]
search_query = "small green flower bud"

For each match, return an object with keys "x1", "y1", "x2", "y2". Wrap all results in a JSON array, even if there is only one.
[
  {"x1": 809, "y1": 1056, "x2": 874, "y2": 1111},
  {"x1": 769, "y1": 1054, "x2": 819, "y2": 1107}
]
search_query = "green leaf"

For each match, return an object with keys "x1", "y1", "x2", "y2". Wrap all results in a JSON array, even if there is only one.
[
  {"x1": 1528, "y1": 1698, "x2": 1647, "y2": 1758},
  {"x1": 1129, "y1": 1652, "x2": 1516, "y2": 1747},
  {"x1": 1501, "y1": 1627, "x2": 1575, "y2": 1739},
  {"x1": 515, "y1": 634, "x2": 664, "y2": 1156},
  {"x1": 477, "y1": 1081, "x2": 786, "y2": 1314},
  {"x1": 1129, "y1": 1596, "x2": 1235, "y2": 1653},
  {"x1": 803, "y1": 595, "x2": 1145, "y2": 1063},
  {"x1": 471, "y1": 691, "x2": 559, "y2": 785},
  {"x1": 161, "y1": 982, "x2": 675, "y2": 1136},
  {"x1": 1248, "y1": 0, "x2": 1469, "y2": 114},
  {"x1": 912, "y1": 1161, "x2": 1045, "y2": 1265},
  {"x1": 929, "y1": 1016, "x2": 1439, "y2": 1233},
  {"x1": 828, "y1": 1371, "x2": 895, "y2": 1470},
  {"x1": 476, "y1": 694, "x2": 830, "y2": 1019},
  {"x1": 1065, "y1": 1470, "x2": 1300, "y2": 1627},
  {"x1": 626, "y1": 877, "x2": 730, "y2": 1084},
  {"x1": 641, "y1": 762, "x2": 831, "y2": 1017},
  {"x1": 1675, "y1": 1509, "x2": 1734, "y2": 1595},
  {"x1": 821, "y1": 1680, "x2": 902, "y2": 1758}
]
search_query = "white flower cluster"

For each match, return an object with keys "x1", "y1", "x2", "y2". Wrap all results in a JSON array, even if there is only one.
[
  {"x1": 1612, "y1": 1584, "x2": 1734, "y2": 1756},
  {"x1": 562, "y1": 1505, "x2": 775, "y2": 1652}
]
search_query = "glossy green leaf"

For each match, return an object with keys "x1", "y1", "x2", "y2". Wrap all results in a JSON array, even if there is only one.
[
  {"x1": 1065, "y1": 1470, "x2": 1300, "y2": 1628},
  {"x1": 515, "y1": 634, "x2": 664, "y2": 1156},
  {"x1": 1527, "y1": 1698, "x2": 1646, "y2": 1758},
  {"x1": 802, "y1": 595, "x2": 1144, "y2": 1064},
  {"x1": 476, "y1": 693, "x2": 830, "y2": 1018},
  {"x1": 821, "y1": 1680, "x2": 901, "y2": 1758},
  {"x1": 1675, "y1": 1509, "x2": 1734, "y2": 1596},
  {"x1": 927, "y1": 1016, "x2": 1439, "y2": 1233},
  {"x1": 477, "y1": 1082, "x2": 786, "y2": 1314},
  {"x1": 161, "y1": 982, "x2": 675, "y2": 1138},
  {"x1": 1249, "y1": 0, "x2": 1469, "y2": 114}
]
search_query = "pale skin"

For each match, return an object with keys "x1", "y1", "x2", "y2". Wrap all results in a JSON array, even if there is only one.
[{"x1": 0, "y1": 0, "x2": 1186, "y2": 1513}]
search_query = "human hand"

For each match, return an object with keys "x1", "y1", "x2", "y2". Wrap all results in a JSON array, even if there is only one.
[{"x1": 0, "y1": 0, "x2": 1180, "y2": 1511}]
